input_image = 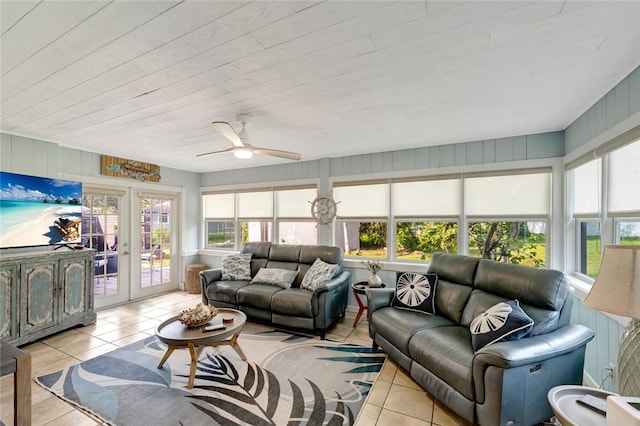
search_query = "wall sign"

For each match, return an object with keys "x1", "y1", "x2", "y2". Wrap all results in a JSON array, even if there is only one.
[{"x1": 101, "y1": 155, "x2": 161, "y2": 182}]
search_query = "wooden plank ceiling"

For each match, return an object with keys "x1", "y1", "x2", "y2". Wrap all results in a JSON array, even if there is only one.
[{"x1": 1, "y1": 1, "x2": 639, "y2": 173}]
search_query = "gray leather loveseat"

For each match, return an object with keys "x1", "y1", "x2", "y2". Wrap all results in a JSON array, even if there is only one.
[
  {"x1": 367, "y1": 252, "x2": 594, "y2": 426},
  {"x1": 200, "y1": 242, "x2": 351, "y2": 338}
]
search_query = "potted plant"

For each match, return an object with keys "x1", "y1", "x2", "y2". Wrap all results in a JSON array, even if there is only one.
[{"x1": 361, "y1": 259, "x2": 384, "y2": 287}]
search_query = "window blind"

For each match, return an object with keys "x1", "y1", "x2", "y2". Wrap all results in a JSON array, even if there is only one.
[
  {"x1": 392, "y1": 179, "x2": 461, "y2": 216},
  {"x1": 276, "y1": 187, "x2": 317, "y2": 218},
  {"x1": 334, "y1": 183, "x2": 389, "y2": 217},
  {"x1": 572, "y1": 159, "x2": 601, "y2": 216},
  {"x1": 203, "y1": 193, "x2": 234, "y2": 219},
  {"x1": 608, "y1": 140, "x2": 640, "y2": 214},
  {"x1": 465, "y1": 172, "x2": 551, "y2": 216},
  {"x1": 237, "y1": 191, "x2": 272, "y2": 218}
]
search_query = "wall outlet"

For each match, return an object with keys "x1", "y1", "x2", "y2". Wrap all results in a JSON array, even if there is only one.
[{"x1": 608, "y1": 362, "x2": 616, "y2": 376}]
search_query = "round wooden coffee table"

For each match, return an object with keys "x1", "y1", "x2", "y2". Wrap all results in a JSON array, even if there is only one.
[{"x1": 155, "y1": 308, "x2": 247, "y2": 388}]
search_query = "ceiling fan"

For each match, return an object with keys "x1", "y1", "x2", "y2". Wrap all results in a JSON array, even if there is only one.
[{"x1": 197, "y1": 114, "x2": 301, "y2": 161}]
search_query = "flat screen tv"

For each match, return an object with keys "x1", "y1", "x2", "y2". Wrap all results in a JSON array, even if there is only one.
[{"x1": 0, "y1": 171, "x2": 83, "y2": 249}]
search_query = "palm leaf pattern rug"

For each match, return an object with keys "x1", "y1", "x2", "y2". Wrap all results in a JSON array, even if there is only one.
[{"x1": 36, "y1": 323, "x2": 385, "y2": 425}]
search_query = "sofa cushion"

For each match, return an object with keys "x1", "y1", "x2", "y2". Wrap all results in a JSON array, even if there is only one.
[
  {"x1": 271, "y1": 289, "x2": 315, "y2": 317},
  {"x1": 371, "y1": 307, "x2": 454, "y2": 357},
  {"x1": 251, "y1": 268, "x2": 298, "y2": 289},
  {"x1": 221, "y1": 253, "x2": 252, "y2": 280},
  {"x1": 392, "y1": 272, "x2": 437, "y2": 314},
  {"x1": 470, "y1": 300, "x2": 534, "y2": 351},
  {"x1": 236, "y1": 284, "x2": 283, "y2": 310},
  {"x1": 300, "y1": 258, "x2": 339, "y2": 291},
  {"x1": 204, "y1": 280, "x2": 251, "y2": 305},
  {"x1": 409, "y1": 326, "x2": 476, "y2": 400},
  {"x1": 428, "y1": 253, "x2": 479, "y2": 324},
  {"x1": 473, "y1": 259, "x2": 569, "y2": 334}
]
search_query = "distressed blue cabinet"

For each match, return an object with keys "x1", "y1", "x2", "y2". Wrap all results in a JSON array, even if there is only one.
[
  {"x1": 20, "y1": 259, "x2": 57, "y2": 336},
  {"x1": 0, "y1": 263, "x2": 18, "y2": 341},
  {"x1": 0, "y1": 248, "x2": 96, "y2": 346}
]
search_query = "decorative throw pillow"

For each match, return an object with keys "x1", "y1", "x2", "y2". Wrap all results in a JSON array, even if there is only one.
[
  {"x1": 300, "y1": 258, "x2": 339, "y2": 291},
  {"x1": 221, "y1": 253, "x2": 252, "y2": 280},
  {"x1": 470, "y1": 300, "x2": 534, "y2": 352},
  {"x1": 392, "y1": 272, "x2": 438, "y2": 315},
  {"x1": 251, "y1": 268, "x2": 298, "y2": 289}
]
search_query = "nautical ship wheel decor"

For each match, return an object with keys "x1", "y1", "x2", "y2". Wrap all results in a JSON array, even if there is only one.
[{"x1": 310, "y1": 195, "x2": 338, "y2": 224}]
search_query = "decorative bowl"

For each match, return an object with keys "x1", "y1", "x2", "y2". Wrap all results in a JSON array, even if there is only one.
[{"x1": 177, "y1": 303, "x2": 218, "y2": 327}]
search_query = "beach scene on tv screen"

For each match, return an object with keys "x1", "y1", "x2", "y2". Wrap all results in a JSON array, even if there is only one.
[{"x1": 0, "y1": 172, "x2": 82, "y2": 248}]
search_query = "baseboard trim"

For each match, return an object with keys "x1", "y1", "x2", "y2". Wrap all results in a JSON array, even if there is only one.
[{"x1": 583, "y1": 369, "x2": 598, "y2": 388}]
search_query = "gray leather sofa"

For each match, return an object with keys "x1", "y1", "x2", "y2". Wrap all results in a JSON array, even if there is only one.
[
  {"x1": 367, "y1": 253, "x2": 594, "y2": 426},
  {"x1": 200, "y1": 242, "x2": 351, "y2": 338}
]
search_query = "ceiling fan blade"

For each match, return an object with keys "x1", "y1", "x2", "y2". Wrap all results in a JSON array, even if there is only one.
[
  {"x1": 252, "y1": 146, "x2": 301, "y2": 161},
  {"x1": 196, "y1": 147, "x2": 234, "y2": 157},
  {"x1": 212, "y1": 121, "x2": 243, "y2": 147}
]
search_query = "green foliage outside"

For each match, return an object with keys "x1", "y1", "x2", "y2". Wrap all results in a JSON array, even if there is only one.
[
  {"x1": 396, "y1": 222, "x2": 457, "y2": 260},
  {"x1": 358, "y1": 222, "x2": 387, "y2": 248},
  {"x1": 585, "y1": 236, "x2": 640, "y2": 278},
  {"x1": 467, "y1": 222, "x2": 546, "y2": 267},
  {"x1": 351, "y1": 221, "x2": 548, "y2": 266},
  {"x1": 208, "y1": 232, "x2": 235, "y2": 244}
]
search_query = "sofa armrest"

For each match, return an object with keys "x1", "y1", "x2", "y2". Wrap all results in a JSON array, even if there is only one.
[
  {"x1": 473, "y1": 324, "x2": 594, "y2": 369},
  {"x1": 200, "y1": 268, "x2": 222, "y2": 304},
  {"x1": 365, "y1": 288, "x2": 395, "y2": 317},
  {"x1": 472, "y1": 324, "x2": 594, "y2": 409},
  {"x1": 312, "y1": 271, "x2": 351, "y2": 294}
]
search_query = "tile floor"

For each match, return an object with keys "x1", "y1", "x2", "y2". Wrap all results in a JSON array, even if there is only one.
[{"x1": 0, "y1": 290, "x2": 471, "y2": 426}]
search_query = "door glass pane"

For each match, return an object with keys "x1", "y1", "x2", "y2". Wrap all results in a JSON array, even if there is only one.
[
  {"x1": 141, "y1": 197, "x2": 172, "y2": 287},
  {"x1": 82, "y1": 193, "x2": 119, "y2": 297},
  {"x1": 467, "y1": 221, "x2": 547, "y2": 267}
]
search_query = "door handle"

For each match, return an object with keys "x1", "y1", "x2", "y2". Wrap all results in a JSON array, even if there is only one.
[{"x1": 122, "y1": 251, "x2": 130, "y2": 256}]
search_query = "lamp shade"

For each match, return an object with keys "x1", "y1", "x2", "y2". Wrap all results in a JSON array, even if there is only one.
[{"x1": 583, "y1": 245, "x2": 640, "y2": 318}]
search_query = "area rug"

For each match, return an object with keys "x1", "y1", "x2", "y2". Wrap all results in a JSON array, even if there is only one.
[{"x1": 36, "y1": 324, "x2": 385, "y2": 425}]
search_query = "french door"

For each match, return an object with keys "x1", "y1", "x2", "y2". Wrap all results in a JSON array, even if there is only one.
[
  {"x1": 131, "y1": 192, "x2": 178, "y2": 300},
  {"x1": 83, "y1": 187, "x2": 179, "y2": 308},
  {"x1": 82, "y1": 188, "x2": 130, "y2": 308}
]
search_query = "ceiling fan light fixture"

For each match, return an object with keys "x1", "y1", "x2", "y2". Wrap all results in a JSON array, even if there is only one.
[{"x1": 234, "y1": 148, "x2": 253, "y2": 159}]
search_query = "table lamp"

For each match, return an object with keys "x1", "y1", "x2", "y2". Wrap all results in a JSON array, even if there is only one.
[{"x1": 583, "y1": 245, "x2": 640, "y2": 396}]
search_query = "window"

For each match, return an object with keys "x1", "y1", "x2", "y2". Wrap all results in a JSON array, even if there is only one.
[
  {"x1": 336, "y1": 220, "x2": 387, "y2": 258},
  {"x1": 569, "y1": 159, "x2": 602, "y2": 277},
  {"x1": 207, "y1": 221, "x2": 235, "y2": 248},
  {"x1": 333, "y1": 171, "x2": 548, "y2": 264},
  {"x1": 276, "y1": 188, "x2": 317, "y2": 245},
  {"x1": 569, "y1": 137, "x2": 640, "y2": 279},
  {"x1": 240, "y1": 221, "x2": 271, "y2": 244},
  {"x1": 334, "y1": 183, "x2": 388, "y2": 258},
  {"x1": 468, "y1": 221, "x2": 547, "y2": 267},
  {"x1": 204, "y1": 193, "x2": 236, "y2": 248},
  {"x1": 238, "y1": 191, "x2": 272, "y2": 244},
  {"x1": 609, "y1": 141, "x2": 640, "y2": 251},
  {"x1": 395, "y1": 221, "x2": 457, "y2": 261},
  {"x1": 577, "y1": 220, "x2": 601, "y2": 278},
  {"x1": 392, "y1": 178, "x2": 460, "y2": 261},
  {"x1": 202, "y1": 186, "x2": 317, "y2": 249},
  {"x1": 464, "y1": 171, "x2": 551, "y2": 265},
  {"x1": 616, "y1": 220, "x2": 640, "y2": 245}
]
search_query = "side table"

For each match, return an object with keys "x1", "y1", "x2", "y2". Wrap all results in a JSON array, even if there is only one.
[
  {"x1": 352, "y1": 281, "x2": 385, "y2": 328},
  {"x1": 548, "y1": 385, "x2": 617, "y2": 426}
]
